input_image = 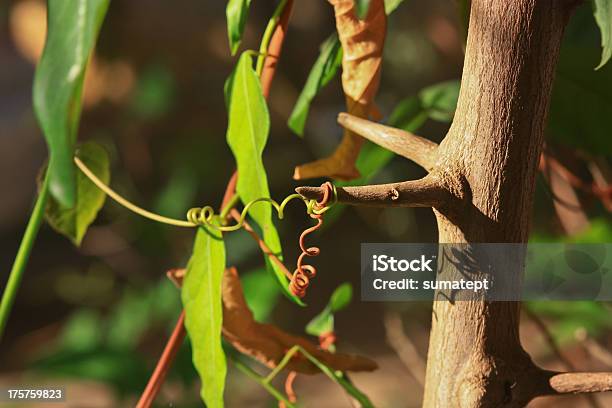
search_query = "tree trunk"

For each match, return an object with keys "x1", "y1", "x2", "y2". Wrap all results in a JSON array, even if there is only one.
[{"x1": 422, "y1": 0, "x2": 574, "y2": 406}]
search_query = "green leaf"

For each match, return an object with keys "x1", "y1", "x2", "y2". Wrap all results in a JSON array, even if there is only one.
[
  {"x1": 592, "y1": 0, "x2": 612, "y2": 69},
  {"x1": 384, "y1": 0, "x2": 406, "y2": 14},
  {"x1": 45, "y1": 142, "x2": 110, "y2": 246},
  {"x1": 306, "y1": 283, "x2": 353, "y2": 337},
  {"x1": 226, "y1": 52, "x2": 303, "y2": 306},
  {"x1": 182, "y1": 226, "x2": 227, "y2": 408},
  {"x1": 306, "y1": 306, "x2": 334, "y2": 336},
  {"x1": 33, "y1": 0, "x2": 110, "y2": 208},
  {"x1": 329, "y1": 283, "x2": 353, "y2": 311},
  {"x1": 226, "y1": 0, "x2": 252, "y2": 55},
  {"x1": 418, "y1": 80, "x2": 461, "y2": 122},
  {"x1": 288, "y1": 34, "x2": 343, "y2": 136}
]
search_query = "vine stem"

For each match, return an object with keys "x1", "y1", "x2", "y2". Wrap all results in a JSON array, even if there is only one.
[
  {"x1": 0, "y1": 172, "x2": 50, "y2": 342},
  {"x1": 256, "y1": 0, "x2": 290, "y2": 76},
  {"x1": 136, "y1": 1, "x2": 295, "y2": 405},
  {"x1": 135, "y1": 311, "x2": 186, "y2": 408},
  {"x1": 231, "y1": 355, "x2": 297, "y2": 408}
]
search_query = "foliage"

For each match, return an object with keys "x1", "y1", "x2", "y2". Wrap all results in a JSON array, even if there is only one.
[
  {"x1": 181, "y1": 226, "x2": 227, "y2": 408},
  {"x1": 226, "y1": 52, "x2": 301, "y2": 305},
  {"x1": 288, "y1": 0, "x2": 406, "y2": 137},
  {"x1": 288, "y1": 34, "x2": 342, "y2": 136},
  {"x1": 226, "y1": 0, "x2": 252, "y2": 55},
  {"x1": 31, "y1": 279, "x2": 184, "y2": 397},
  {"x1": 33, "y1": 0, "x2": 110, "y2": 207},
  {"x1": 306, "y1": 283, "x2": 353, "y2": 336},
  {"x1": 591, "y1": 0, "x2": 612, "y2": 69},
  {"x1": 44, "y1": 142, "x2": 109, "y2": 246}
]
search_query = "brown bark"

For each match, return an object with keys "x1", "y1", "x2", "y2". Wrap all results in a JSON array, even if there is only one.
[
  {"x1": 298, "y1": 0, "x2": 595, "y2": 406},
  {"x1": 422, "y1": 0, "x2": 575, "y2": 406}
]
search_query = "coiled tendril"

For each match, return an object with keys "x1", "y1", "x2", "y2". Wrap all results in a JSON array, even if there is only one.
[
  {"x1": 186, "y1": 189, "x2": 334, "y2": 232},
  {"x1": 289, "y1": 182, "x2": 335, "y2": 298},
  {"x1": 74, "y1": 155, "x2": 336, "y2": 299}
]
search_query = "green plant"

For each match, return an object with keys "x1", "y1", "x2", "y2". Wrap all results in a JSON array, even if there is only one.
[{"x1": 3, "y1": 0, "x2": 612, "y2": 407}]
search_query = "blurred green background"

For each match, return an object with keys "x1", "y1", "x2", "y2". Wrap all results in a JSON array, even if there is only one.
[{"x1": 0, "y1": 0, "x2": 610, "y2": 407}]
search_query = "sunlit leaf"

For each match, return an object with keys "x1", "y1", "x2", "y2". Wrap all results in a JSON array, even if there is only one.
[
  {"x1": 226, "y1": 0, "x2": 252, "y2": 55},
  {"x1": 226, "y1": 52, "x2": 303, "y2": 305},
  {"x1": 44, "y1": 142, "x2": 110, "y2": 246},
  {"x1": 182, "y1": 226, "x2": 227, "y2": 408},
  {"x1": 33, "y1": 0, "x2": 110, "y2": 207},
  {"x1": 592, "y1": 0, "x2": 612, "y2": 69},
  {"x1": 330, "y1": 282, "x2": 353, "y2": 311}
]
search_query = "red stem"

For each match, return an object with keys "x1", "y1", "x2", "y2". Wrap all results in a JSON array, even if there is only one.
[{"x1": 136, "y1": 311, "x2": 186, "y2": 408}]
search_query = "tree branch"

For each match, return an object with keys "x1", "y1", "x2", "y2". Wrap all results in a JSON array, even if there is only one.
[
  {"x1": 544, "y1": 371, "x2": 612, "y2": 395},
  {"x1": 296, "y1": 175, "x2": 449, "y2": 208},
  {"x1": 337, "y1": 113, "x2": 438, "y2": 171}
]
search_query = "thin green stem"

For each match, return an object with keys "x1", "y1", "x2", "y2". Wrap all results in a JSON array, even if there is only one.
[
  {"x1": 265, "y1": 345, "x2": 299, "y2": 383},
  {"x1": 255, "y1": 0, "x2": 290, "y2": 76},
  {"x1": 0, "y1": 172, "x2": 51, "y2": 342},
  {"x1": 231, "y1": 355, "x2": 296, "y2": 408}
]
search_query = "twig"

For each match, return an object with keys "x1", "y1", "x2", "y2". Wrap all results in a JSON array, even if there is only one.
[
  {"x1": 297, "y1": 175, "x2": 449, "y2": 208},
  {"x1": 337, "y1": 113, "x2": 438, "y2": 171},
  {"x1": 136, "y1": 311, "x2": 186, "y2": 408},
  {"x1": 383, "y1": 311, "x2": 426, "y2": 387},
  {"x1": 524, "y1": 307, "x2": 603, "y2": 407},
  {"x1": 544, "y1": 371, "x2": 612, "y2": 395},
  {"x1": 231, "y1": 355, "x2": 297, "y2": 408}
]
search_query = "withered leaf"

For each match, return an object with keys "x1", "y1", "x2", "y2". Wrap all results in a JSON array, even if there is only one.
[
  {"x1": 170, "y1": 267, "x2": 377, "y2": 374},
  {"x1": 294, "y1": 0, "x2": 386, "y2": 181}
]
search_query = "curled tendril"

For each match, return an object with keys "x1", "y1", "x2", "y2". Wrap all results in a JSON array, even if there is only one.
[
  {"x1": 186, "y1": 186, "x2": 336, "y2": 232},
  {"x1": 289, "y1": 182, "x2": 335, "y2": 298}
]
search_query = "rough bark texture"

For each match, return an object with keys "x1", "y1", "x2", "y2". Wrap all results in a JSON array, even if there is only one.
[{"x1": 422, "y1": 0, "x2": 575, "y2": 406}]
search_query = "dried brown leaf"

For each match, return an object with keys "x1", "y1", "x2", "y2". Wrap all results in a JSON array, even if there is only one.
[
  {"x1": 169, "y1": 267, "x2": 377, "y2": 374},
  {"x1": 294, "y1": 0, "x2": 386, "y2": 181},
  {"x1": 222, "y1": 267, "x2": 377, "y2": 374}
]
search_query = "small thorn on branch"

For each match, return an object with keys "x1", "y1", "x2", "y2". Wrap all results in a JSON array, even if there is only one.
[
  {"x1": 337, "y1": 113, "x2": 439, "y2": 171},
  {"x1": 296, "y1": 176, "x2": 449, "y2": 208}
]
